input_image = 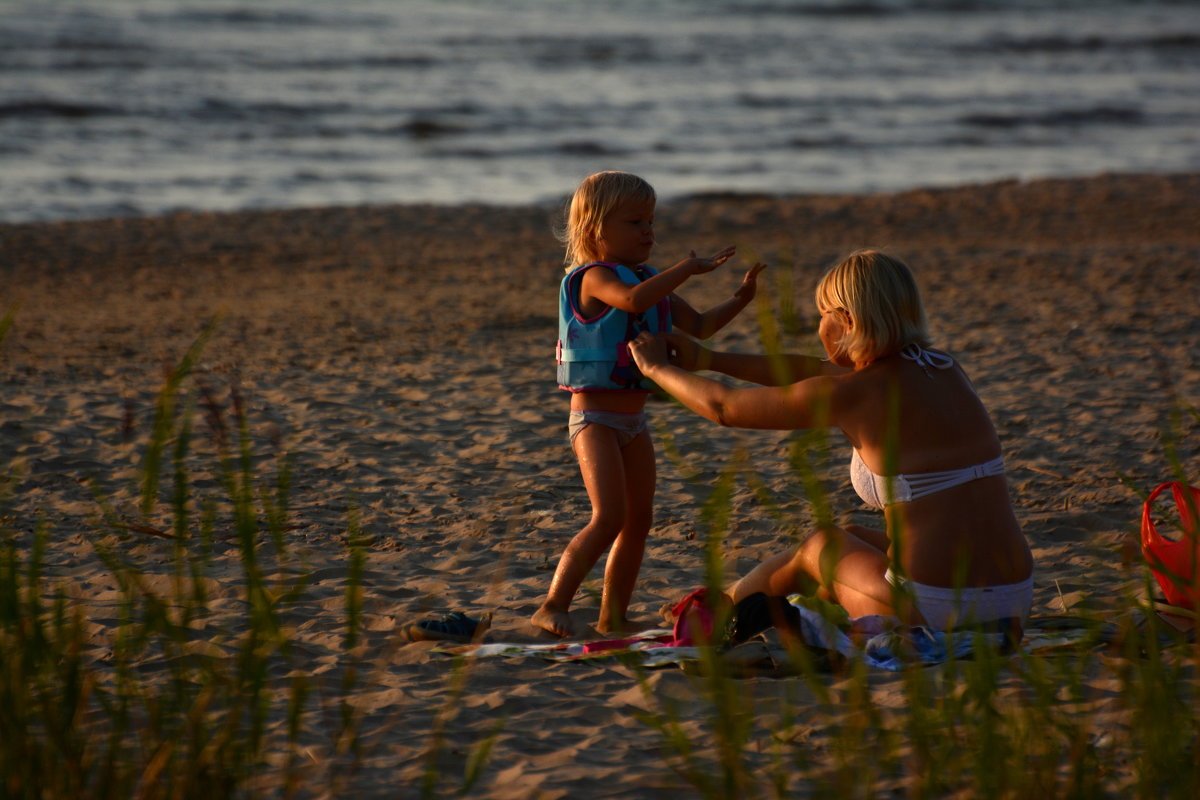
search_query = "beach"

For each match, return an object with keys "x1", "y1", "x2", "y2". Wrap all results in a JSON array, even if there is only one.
[{"x1": 2, "y1": 172, "x2": 1199, "y2": 796}]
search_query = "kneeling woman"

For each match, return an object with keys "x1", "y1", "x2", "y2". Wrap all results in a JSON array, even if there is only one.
[{"x1": 629, "y1": 250, "x2": 1034, "y2": 635}]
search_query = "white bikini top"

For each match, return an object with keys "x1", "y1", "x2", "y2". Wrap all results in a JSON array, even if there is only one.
[
  {"x1": 848, "y1": 343, "x2": 1005, "y2": 508},
  {"x1": 850, "y1": 450, "x2": 1006, "y2": 509}
]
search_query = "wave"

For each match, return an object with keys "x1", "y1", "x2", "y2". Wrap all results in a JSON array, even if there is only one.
[
  {"x1": 137, "y1": 8, "x2": 385, "y2": 28},
  {"x1": 960, "y1": 106, "x2": 1145, "y2": 128},
  {"x1": 963, "y1": 32, "x2": 1200, "y2": 54},
  {"x1": 16, "y1": 53, "x2": 439, "y2": 73},
  {"x1": 193, "y1": 98, "x2": 357, "y2": 121},
  {"x1": 712, "y1": 0, "x2": 1140, "y2": 17},
  {"x1": 0, "y1": 100, "x2": 120, "y2": 119}
]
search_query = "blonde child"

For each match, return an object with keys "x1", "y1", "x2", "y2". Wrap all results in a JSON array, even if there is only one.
[{"x1": 532, "y1": 171, "x2": 765, "y2": 638}]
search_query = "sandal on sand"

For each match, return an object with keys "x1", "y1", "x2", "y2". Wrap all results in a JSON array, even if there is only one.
[{"x1": 407, "y1": 611, "x2": 492, "y2": 643}]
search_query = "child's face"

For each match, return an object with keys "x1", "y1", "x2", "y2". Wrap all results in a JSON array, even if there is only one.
[{"x1": 594, "y1": 197, "x2": 655, "y2": 265}]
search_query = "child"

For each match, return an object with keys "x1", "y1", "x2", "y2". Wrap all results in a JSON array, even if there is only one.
[{"x1": 532, "y1": 171, "x2": 765, "y2": 638}]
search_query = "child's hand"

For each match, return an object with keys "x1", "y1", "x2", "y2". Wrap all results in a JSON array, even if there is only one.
[
  {"x1": 682, "y1": 245, "x2": 736, "y2": 275},
  {"x1": 734, "y1": 262, "x2": 767, "y2": 302}
]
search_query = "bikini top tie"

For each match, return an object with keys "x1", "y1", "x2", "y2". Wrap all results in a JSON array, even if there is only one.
[{"x1": 900, "y1": 343, "x2": 954, "y2": 377}]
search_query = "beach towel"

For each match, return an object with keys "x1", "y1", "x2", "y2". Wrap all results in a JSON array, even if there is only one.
[{"x1": 432, "y1": 599, "x2": 1057, "y2": 673}]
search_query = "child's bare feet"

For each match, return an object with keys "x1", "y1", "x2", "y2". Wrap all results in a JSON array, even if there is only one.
[
  {"x1": 531, "y1": 605, "x2": 576, "y2": 638},
  {"x1": 596, "y1": 617, "x2": 652, "y2": 637}
]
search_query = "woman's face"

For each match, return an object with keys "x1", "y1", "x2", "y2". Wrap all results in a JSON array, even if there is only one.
[{"x1": 818, "y1": 307, "x2": 854, "y2": 367}]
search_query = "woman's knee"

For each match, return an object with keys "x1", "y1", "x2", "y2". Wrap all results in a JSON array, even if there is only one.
[
  {"x1": 795, "y1": 527, "x2": 838, "y2": 565},
  {"x1": 795, "y1": 527, "x2": 866, "y2": 586}
]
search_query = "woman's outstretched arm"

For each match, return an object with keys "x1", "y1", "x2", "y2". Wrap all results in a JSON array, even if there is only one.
[
  {"x1": 630, "y1": 332, "x2": 839, "y2": 430},
  {"x1": 663, "y1": 332, "x2": 848, "y2": 386}
]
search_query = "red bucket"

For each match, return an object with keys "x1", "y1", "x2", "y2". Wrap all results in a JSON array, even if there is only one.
[{"x1": 1141, "y1": 482, "x2": 1200, "y2": 609}]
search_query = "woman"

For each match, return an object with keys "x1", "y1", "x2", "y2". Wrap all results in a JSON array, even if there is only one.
[{"x1": 628, "y1": 249, "x2": 1034, "y2": 634}]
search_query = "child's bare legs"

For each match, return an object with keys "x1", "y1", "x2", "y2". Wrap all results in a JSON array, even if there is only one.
[
  {"x1": 531, "y1": 425, "x2": 653, "y2": 638},
  {"x1": 596, "y1": 428, "x2": 654, "y2": 635}
]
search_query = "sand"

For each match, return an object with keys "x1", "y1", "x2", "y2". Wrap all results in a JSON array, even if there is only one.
[{"x1": 2, "y1": 172, "x2": 1199, "y2": 796}]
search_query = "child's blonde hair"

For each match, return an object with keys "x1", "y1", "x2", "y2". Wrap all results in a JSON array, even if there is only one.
[
  {"x1": 815, "y1": 249, "x2": 931, "y2": 365},
  {"x1": 560, "y1": 171, "x2": 656, "y2": 269}
]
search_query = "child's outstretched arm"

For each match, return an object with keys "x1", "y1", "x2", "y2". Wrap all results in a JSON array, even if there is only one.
[
  {"x1": 580, "y1": 246, "x2": 736, "y2": 314},
  {"x1": 671, "y1": 261, "x2": 766, "y2": 339}
]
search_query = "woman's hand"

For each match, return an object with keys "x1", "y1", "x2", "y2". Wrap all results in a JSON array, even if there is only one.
[
  {"x1": 734, "y1": 262, "x2": 767, "y2": 302},
  {"x1": 662, "y1": 332, "x2": 710, "y2": 372},
  {"x1": 629, "y1": 331, "x2": 671, "y2": 374}
]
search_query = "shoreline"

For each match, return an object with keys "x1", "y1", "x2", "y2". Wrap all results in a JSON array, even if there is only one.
[{"x1": 4, "y1": 168, "x2": 1198, "y2": 230}]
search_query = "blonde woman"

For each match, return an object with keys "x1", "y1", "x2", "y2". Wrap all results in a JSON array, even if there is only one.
[{"x1": 629, "y1": 250, "x2": 1034, "y2": 636}]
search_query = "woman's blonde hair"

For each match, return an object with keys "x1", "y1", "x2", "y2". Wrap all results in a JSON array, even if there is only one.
[
  {"x1": 815, "y1": 249, "x2": 931, "y2": 364},
  {"x1": 559, "y1": 171, "x2": 656, "y2": 269}
]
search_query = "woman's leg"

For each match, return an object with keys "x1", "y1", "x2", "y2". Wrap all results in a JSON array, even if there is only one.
[
  {"x1": 844, "y1": 524, "x2": 889, "y2": 553},
  {"x1": 532, "y1": 423, "x2": 627, "y2": 637},
  {"x1": 729, "y1": 525, "x2": 900, "y2": 620},
  {"x1": 597, "y1": 428, "x2": 655, "y2": 634}
]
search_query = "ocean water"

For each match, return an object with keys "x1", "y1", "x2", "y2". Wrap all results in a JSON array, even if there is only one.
[{"x1": 1, "y1": 0, "x2": 1198, "y2": 223}]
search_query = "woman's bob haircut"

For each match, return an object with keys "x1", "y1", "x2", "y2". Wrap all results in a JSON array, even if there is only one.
[
  {"x1": 560, "y1": 171, "x2": 656, "y2": 269},
  {"x1": 815, "y1": 249, "x2": 931, "y2": 365}
]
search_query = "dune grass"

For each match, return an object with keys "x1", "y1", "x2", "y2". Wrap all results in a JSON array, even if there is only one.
[
  {"x1": 0, "y1": 319, "x2": 508, "y2": 799},
  {"x1": 0, "y1": 322, "x2": 370, "y2": 799}
]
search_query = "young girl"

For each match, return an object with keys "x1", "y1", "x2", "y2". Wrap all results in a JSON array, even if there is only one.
[{"x1": 532, "y1": 171, "x2": 765, "y2": 638}]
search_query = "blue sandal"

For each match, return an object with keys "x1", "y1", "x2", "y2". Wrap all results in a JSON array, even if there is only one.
[{"x1": 407, "y1": 611, "x2": 491, "y2": 643}]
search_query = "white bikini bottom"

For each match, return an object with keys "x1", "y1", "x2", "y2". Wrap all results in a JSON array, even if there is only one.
[
  {"x1": 885, "y1": 568, "x2": 1033, "y2": 631},
  {"x1": 568, "y1": 410, "x2": 648, "y2": 448}
]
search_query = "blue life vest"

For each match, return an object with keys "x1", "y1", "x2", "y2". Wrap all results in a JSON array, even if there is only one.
[{"x1": 557, "y1": 262, "x2": 672, "y2": 392}]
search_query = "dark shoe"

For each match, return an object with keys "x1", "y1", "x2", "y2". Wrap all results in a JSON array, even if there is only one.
[{"x1": 407, "y1": 611, "x2": 491, "y2": 643}]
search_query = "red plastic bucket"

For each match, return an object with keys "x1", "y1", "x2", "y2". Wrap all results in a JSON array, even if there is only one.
[{"x1": 1141, "y1": 482, "x2": 1200, "y2": 609}]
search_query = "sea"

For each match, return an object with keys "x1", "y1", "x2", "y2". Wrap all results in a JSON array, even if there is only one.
[{"x1": 1, "y1": 0, "x2": 1198, "y2": 223}]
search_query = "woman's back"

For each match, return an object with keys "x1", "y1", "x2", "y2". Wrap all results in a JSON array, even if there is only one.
[{"x1": 835, "y1": 351, "x2": 1032, "y2": 588}]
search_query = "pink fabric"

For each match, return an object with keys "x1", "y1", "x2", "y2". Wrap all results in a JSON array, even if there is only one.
[
  {"x1": 670, "y1": 587, "x2": 717, "y2": 646},
  {"x1": 577, "y1": 587, "x2": 719, "y2": 654},
  {"x1": 580, "y1": 634, "x2": 671, "y2": 654}
]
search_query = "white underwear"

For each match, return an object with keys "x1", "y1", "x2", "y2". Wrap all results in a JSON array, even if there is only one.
[
  {"x1": 568, "y1": 410, "x2": 648, "y2": 448},
  {"x1": 885, "y1": 568, "x2": 1033, "y2": 631}
]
